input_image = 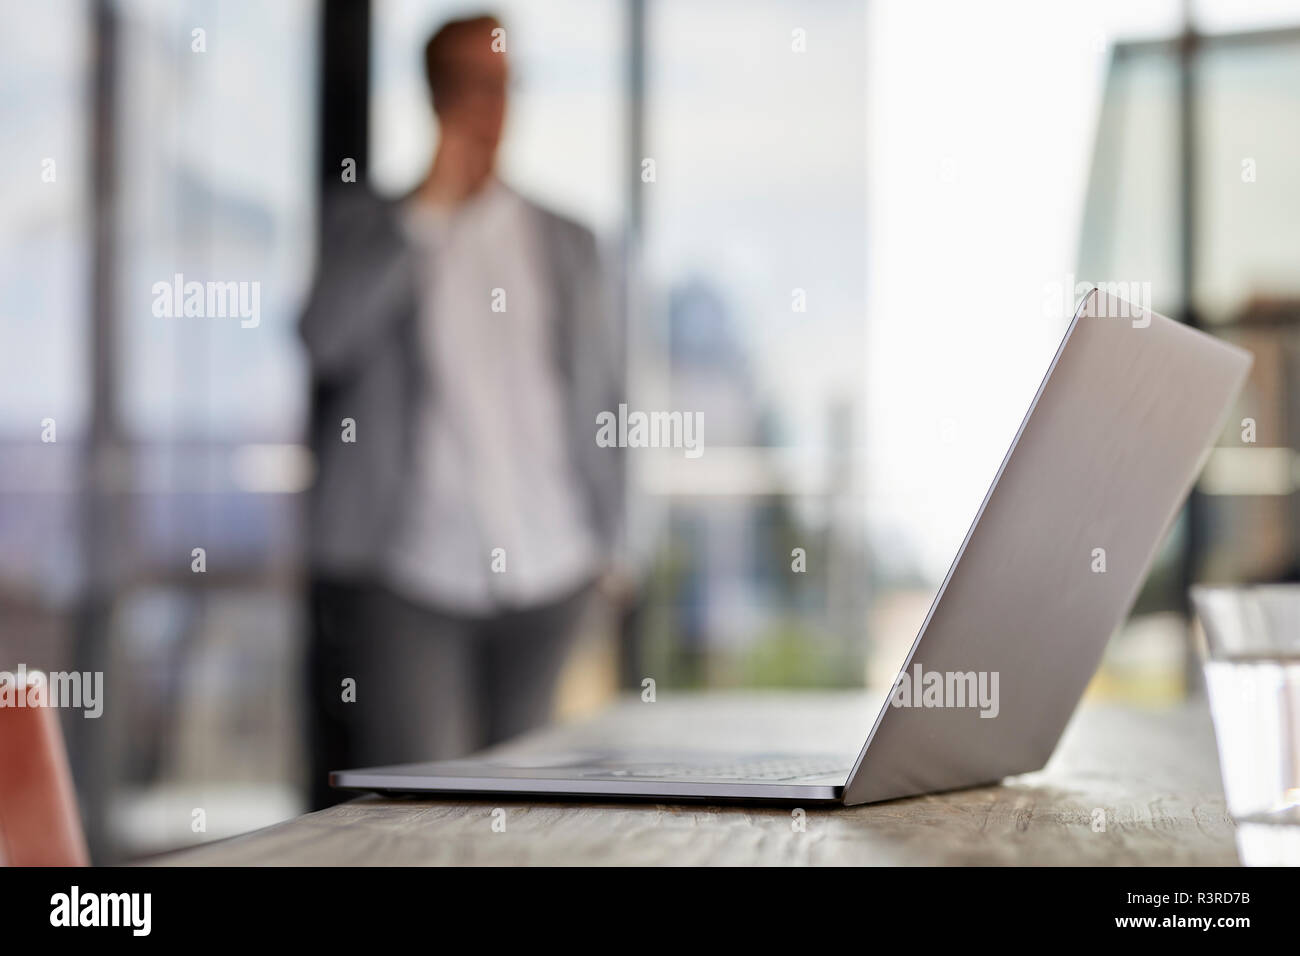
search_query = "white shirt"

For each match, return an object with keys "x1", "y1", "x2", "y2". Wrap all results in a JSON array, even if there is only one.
[{"x1": 384, "y1": 180, "x2": 599, "y2": 614}]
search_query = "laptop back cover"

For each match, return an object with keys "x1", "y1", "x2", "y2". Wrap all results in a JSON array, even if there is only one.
[{"x1": 842, "y1": 290, "x2": 1251, "y2": 805}]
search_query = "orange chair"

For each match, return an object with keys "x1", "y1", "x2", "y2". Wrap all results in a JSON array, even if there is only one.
[{"x1": 0, "y1": 675, "x2": 89, "y2": 866}]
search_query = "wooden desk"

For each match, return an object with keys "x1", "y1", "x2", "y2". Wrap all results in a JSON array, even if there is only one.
[{"x1": 150, "y1": 692, "x2": 1237, "y2": 866}]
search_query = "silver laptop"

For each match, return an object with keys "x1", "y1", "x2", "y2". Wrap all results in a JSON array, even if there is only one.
[{"x1": 332, "y1": 289, "x2": 1251, "y2": 806}]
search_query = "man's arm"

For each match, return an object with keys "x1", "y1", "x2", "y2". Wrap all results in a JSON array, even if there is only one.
[{"x1": 299, "y1": 189, "x2": 413, "y2": 384}]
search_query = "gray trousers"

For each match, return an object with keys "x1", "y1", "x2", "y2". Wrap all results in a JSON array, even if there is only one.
[{"x1": 306, "y1": 578, "x2": 590, "y2": 809}]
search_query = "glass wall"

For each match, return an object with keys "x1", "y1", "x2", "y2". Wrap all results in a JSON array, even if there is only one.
[
  {"x1": 636, "y1": 0, "x2": 869, "y2": 685},
  {"x1": 0, "y1": 0, "x2": 318, "y2": 860},
  {"x1": 103, "y1": 0, "x2": 318, "y2": 856},
  {"x1": 1077, "y1": 20, "x2": 1300, "y2": 697},
  {"x1": 8, "y1": 0, "x2": 1300, "y2": 862},
  {"x1": 0, "y1": 0, "x2": 91, "y2": 624}
]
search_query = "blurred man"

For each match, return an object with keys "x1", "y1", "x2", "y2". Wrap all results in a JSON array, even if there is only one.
[{"x1": 299, "y1": 14, "x2": 623, "y2": 809}]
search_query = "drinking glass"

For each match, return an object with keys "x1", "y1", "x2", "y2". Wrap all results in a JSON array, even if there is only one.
[{"x1": 1191, "y1": 585, "x2": 1300, "y2": 866}]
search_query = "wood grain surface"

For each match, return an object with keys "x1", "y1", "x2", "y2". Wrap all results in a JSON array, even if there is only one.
[{"x1": 148, "y1": 692, "x2": 1238, "y2": 866}]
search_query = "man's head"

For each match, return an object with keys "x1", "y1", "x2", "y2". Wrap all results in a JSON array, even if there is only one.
[{"x1": 424, "y1": 14, "x2": 508, "y2": 158}]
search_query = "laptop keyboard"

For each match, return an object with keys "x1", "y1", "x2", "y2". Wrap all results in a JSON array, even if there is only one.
[{"x1": 592, "y1": 756, "x2": 850, "y2": 782}]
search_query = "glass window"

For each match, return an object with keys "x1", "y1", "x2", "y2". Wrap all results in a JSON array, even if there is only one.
[
  {"x1": 114, "y1": 0, "x2": 316, "y2": 443},
  {"x1": 0, "y1": 0, "x2": 91, "y2": 604},
  {"x1": 640, "y1": 0, "x2": 869, "y2": 682}
]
